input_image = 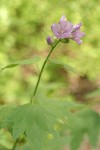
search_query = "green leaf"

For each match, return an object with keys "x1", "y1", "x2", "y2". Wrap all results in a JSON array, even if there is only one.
[
  {"x1": 71, "y1": 130, "x2": 84, "y2": 150},
  {"x1": 48, "y1": 137, "x2": 70, "y2": 150},
  {"x1": 0, "y1": 105, "x2": 14, "y2": 129},
  {"x1": 4, "y1": 103, "x2": 58, "y2": 150},
  {"x1": 15, "y1": 143, "x2": 32, "y2": 150},
  {"x1": 70, "y1": 110, "x2": 100, "y2": 150},
  {"x1": 37, "y1": 96, "x2": 83, "y2": 116},
  {"x1": 48, "y1": 58, "x2": 83, "y2": 76},
  {"x1": 80, "y1": 110, "x2": 100, "y2": 147},
  {"x1": 0, "y1": 56, "x2": 40, "y2": 72}
]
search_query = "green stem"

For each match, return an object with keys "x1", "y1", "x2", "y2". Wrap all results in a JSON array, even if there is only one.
[
  {"x1": 12, "y1": 40, "x2": 60, "y2": 150},
  {"x1": 12, "y1": 138, "x2": 19, "y2": 150},
  {"x1": 30, "y1": 40, "x2": 60, "y2": 103}
]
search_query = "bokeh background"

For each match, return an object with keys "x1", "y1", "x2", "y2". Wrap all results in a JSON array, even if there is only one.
[{"x1": 0, "y1": 0, "x2": 100, "y2": 149}]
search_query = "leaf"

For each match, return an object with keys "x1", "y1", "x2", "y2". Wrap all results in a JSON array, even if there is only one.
[
  {"x1": 70, "y1": 110, "x2": 100, "y2": 150},
  {"x1": 48, "y1": 137, "x2": 70, "y2": 150},
  {"x1": 15, "y1": 143, "x2": 32, "y2": 150},
  {"x1": 80, "y1": 110, "x2": 100, "y2": 147},
  {"x1": 48, "y1": 58, "x2": 83, "y2": 76},
  {"x1": 4, "y1": 103, "x2": 58, "y2": 150},
  {"x1": 0, "y1": 105, "x2": 14, "y2": 129},
  {"x1": 0, "y1": 56, "x2": 40, "y2": 72},
  {"x1": 71, "y1": 130, "x2": 84, "y2": 150},
  {"x1": 37, "y1": 96, "x2": 83, "y2": 118}
]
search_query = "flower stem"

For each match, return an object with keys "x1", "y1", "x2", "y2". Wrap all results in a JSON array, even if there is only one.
[
  {"x1": 30, "y1": 40, "x2": 60, "y2": 103},
  {"x1": 12, "y1": 138, "x2": 19, "y2": 150},
  {"x1": 12, "y1": 40, "x2": 60, "y2": 149}
]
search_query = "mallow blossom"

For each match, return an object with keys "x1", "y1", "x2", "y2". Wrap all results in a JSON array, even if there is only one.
[
  {"x1": 51, "y1": 16, "x2": 73, "y2": 39},
  {"x1": 47, "y1": 16, "x2": 85, "y2": 45},
  {"x1": 70, "y1": 23, "x2": 85, "y2": 44}
]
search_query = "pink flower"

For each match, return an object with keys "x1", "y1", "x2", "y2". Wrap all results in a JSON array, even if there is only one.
[
  {"x1": 48, "y1": 16, "x2": 85, "y2": 45},
  {"x1": 73, "y1": 23, "x2": 82, "y2": 31},
  {"x1": 70, "y1": 23, "x2": 85, "y2": 44},
  {"x1": 51, "y1": 16, "x2": 73, "y2": 39}
]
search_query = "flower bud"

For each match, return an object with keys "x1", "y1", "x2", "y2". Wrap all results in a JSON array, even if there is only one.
[
  {"x1": 46, "y1": 36, "x2": 53, "y2": 45},
  {"x1": 46, "y1": 36, "x2": 58, "y2": 46}
]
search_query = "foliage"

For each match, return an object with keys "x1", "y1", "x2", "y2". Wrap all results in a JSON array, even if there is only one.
[
  {"x1": 70, "y1": 110, "x2": 100, "y2": 150},
  {"x1": 0, "y1": 95, "x2": 100, "y2": 150}
]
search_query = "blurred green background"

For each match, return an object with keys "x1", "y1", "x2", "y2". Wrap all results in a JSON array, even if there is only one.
[{"x1": 0, "y1": 0, "x2": 100, "y2": 149}]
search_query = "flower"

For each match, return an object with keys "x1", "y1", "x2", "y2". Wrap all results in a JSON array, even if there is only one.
[
  {"x1": 48, "y1": 16, "x2": 85, "y2": 45},
  {"x1": 70, "y1": 23, "x2": 85, "y2": 44},
  {"x1": 51, "y1": 16, "x2": 73, "y2": 39}
]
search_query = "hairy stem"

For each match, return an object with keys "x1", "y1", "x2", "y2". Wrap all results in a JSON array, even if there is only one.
[{"x1": 30, "y1": 40, "x2": 60, "y2": 103}]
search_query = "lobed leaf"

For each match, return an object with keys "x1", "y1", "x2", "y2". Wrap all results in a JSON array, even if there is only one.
[
  {"x1": 3, "y1": 103, "x2": 58, "y2": 150},
  {"x1": 70, "y1": 110, "x2": 100, "y2": 150},
  {"x1": 48, "y1": 136, "x2": 70, "y2": 150},
  {"x1": 2, "y1": 98, "x2": 99, "y2": 150}
]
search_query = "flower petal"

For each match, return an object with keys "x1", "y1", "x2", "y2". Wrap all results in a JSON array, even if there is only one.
[
  {"x1": 73, "y1": 23, "x2": 82, "y2": 31},
  {"x1": 51, "y1": 20, "x2": 73, "y2": 39},
  {"x1": 60, "y1": 16, "x2": 67, "y2": 22}
]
